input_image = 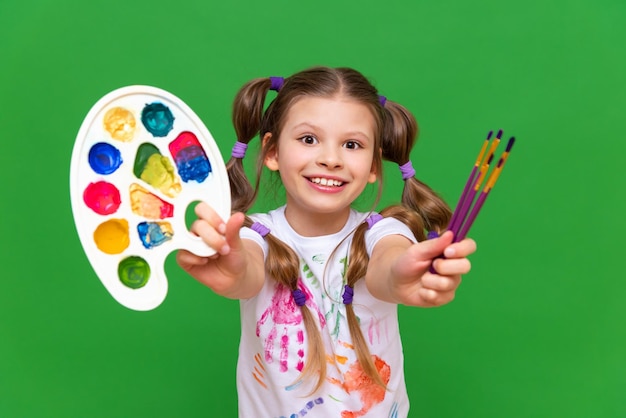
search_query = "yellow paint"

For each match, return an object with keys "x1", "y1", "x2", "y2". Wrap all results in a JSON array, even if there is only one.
[
  {"x1": 141, "y1": 154, "x2": 181, "y2": 198},
  {"x1": 93, "y1": 219, "x2": 130, "y2": 255},
  {"x1": 103, "y1": 107, "x2": 136, "y2": 142}
]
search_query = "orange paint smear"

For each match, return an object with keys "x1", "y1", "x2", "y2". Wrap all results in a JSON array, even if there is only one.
[{"x1": 252, "y1": 371, "x2": 268, "y2": 389}]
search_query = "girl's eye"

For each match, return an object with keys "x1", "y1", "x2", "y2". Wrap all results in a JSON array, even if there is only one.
[
  {"x1": 299, "y1": 135, "x2": 318, "y2": 145},
  {"x1": 344, "y1": 141, "x2": 362, "y2": 150}
]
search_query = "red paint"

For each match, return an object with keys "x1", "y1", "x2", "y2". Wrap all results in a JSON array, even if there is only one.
[
  {"x1": 168, "y1": 131, "x2": 200, "y2": 157},
  {"x1": 84, "y1": 181, "x2": 121, "y2": 215}
]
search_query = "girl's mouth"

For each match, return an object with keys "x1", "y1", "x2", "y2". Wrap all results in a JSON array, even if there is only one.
[{"x1": 308, "y1": 177, "x2": 345, "y2": 187}]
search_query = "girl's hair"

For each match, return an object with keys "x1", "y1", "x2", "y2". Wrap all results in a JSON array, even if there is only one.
[{"x1": 227, "y1": 66, "x2": 450, "y2": 392}]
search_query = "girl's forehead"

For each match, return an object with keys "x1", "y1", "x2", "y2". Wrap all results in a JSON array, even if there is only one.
[{"x1": 283, "y1": 96, "x2": 375, "y2": 124}]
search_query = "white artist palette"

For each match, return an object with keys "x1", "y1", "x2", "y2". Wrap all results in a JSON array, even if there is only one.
[{"x1": 70, "y1": 86, "x2": 231, "y2": 311}]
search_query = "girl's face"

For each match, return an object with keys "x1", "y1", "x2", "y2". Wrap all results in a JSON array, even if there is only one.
[{"x1": 264, "y1": 96, "x2": 378, "y2": 235}]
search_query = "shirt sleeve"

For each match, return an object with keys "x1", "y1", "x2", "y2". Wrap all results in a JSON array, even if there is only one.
[
  {"x1": 364, "y1": 217, "x2": 417, "y2": 257},
  {"x1": 240, "y1": 226, "x2": 269, "y2": 259}
]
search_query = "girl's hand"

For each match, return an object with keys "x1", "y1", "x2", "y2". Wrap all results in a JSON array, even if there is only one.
[
  {"x1": 176, "y1": 202, "x2": 262, "y2": 298},
  {"x1": 390, "y1": 230, "x2": 476, "y2": 307}
]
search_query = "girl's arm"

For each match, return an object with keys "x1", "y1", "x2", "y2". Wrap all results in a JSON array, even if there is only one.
[
  {"x1": 365, "y1": 231, "x2": 476, "y2": 307},
  {"x1": 176, "y1": 203, "x2": 265, "y2": 300}
]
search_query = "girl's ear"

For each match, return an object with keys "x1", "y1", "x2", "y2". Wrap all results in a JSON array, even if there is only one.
[
  {"x1": 367, "y1": 147, "x2": 381, "y2": 184},
  {"x1": 367, "y1": 168, "x2": 377, "y2": 184},
  {"x1": 263, "y1": 133, "x2": 279, "y2": 171}
]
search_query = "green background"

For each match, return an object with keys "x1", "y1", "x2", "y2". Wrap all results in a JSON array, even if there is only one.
[{"x1": 1, "y1": 0, "x2": 624, "y2": 416}]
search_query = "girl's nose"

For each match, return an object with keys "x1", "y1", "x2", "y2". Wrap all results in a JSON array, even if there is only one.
[{"x1": 316, "y1": 144, "x2": 343, "y2": 169}]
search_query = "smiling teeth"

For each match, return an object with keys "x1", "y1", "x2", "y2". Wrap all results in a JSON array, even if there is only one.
[{"x1": 310, "y1": 177, "x2": 343, "y2": 187}]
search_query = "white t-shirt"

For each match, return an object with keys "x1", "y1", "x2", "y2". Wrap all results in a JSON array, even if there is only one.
[{"x1": 237, "y1": 206, "x2": 417, "y2": 418}]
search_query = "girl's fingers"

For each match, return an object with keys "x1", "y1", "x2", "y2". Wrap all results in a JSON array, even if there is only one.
[
  {"x1": 420, "y1": 274, "x2": 462, "y2": 292},
  {"x1": 194, "y1": 201, "x2": 227, "y2": 233},
  {"x1": 418, "y1": 287, "x2": 457, "y2": 306},
  {"x1": 443, "y1": 237, "x2": 477, "y2": 258},
  {"x1": 191, "y1": 218, "x2": 228, "y2": 254},
  {"x1": 176, "y1": 249, "x2": 209, "y2": 266},
  {"x1": 432, "y1": 257, "x2": 472, "y2": 276}
]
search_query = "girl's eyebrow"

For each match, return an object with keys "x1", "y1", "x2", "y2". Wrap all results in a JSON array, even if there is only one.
[
  {"x1": 290, "y1": 122, "x2": 321, "y2": 132},
  {"x1": 290, "y1": 122, "x2": 372, "y2": 142}
]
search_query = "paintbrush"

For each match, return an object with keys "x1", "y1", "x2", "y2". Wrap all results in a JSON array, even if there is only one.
[
  {"x1": 429, "y1": 130, "x2": 515, "y2": 272},
  {"x1": 454, "y1": 136, "x2": 515, "y2": 241}
]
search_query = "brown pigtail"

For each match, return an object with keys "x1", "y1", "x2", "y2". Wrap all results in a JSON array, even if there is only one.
[
  {"x1": 227, "y1": 78, "x2": 276, "y2": 213},
  {"x1": 381, "y1": 100, "x2": 452, "y2": 236},
  {"x1": 344, "y1": 220, "x2": 389, "y2": 389},
  {"x1": 244, "y1": 216, "x2": 327, "y2": 394}
]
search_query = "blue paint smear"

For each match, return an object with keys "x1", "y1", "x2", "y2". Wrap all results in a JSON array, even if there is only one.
[
  {"x1": 277, "y1": 397, "x2": 323, "y2": 418},
  {"x1": 137, "y1": 222, "x2": 173, "y2": 249},
  {"x1": 141, "y1": 102, "x2": 174, "y2": 137},
  {"x1": 88, "y1": 142, "x2": 122, "y2": 175},
  {"x1": 175, "y1": 147, "x2": 212, "y2": 183}
]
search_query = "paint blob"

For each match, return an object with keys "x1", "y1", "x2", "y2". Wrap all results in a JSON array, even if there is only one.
[
  {"x1": 103, "y1": 107, "x2": 136, "y2": 141},
  {"x1": 88, "y1": 142, "x2": 122, "y2": 175},
  {"x1": 129, "y1": 183, "x2": 174, "y2": 219},
  {"x1": 83, "y1": 181, "x2": 121, "y2": 215},
  {"x1": 141, "y1": 102, "x2": 174, "y2": 137},
  {"x1": 93, "y1": 219, "x2": 130, "y2": 255},
  {"x1": 133, "y1": 143, "x2": 181, "y2": 197},
  {"x1": 118, "y1": 256, "x2": 150, "y2": 289},
  {"x1": 169, "y1": 131, "x2": 212, "y2": 182},
  {"x1": 137, "y1": 221, "x2": 174, "y2": 249}
]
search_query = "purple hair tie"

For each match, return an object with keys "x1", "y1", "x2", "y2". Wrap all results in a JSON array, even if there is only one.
[
  {"x1": 428, "y1": 230, "x2": 440, "y2": 274},
  {"x1": 378, "y1": 95, "x2": 387, "y2": 106},
  {"x1": 269, "y1": 76, "x2": 284, "y2": 91},
  {"x1": 342, "y1": 285, "x2": 354, "y2": 305},
  {"x1": 399, "y1": 161, "x2": 416, "y2": 180},
  {"x1": 366, "y1": 213, "x2": 384, "y2": 229},
  {"x1": 292, "y1": 288, "x2": 307, "y2": 306},
  {"x1": 231, "y1": 141, "x2": 248, "y2": 159},
  {"x1": 427, "y1": 231, "x2": 440, "y2": 240},
  {"x1": 250, "y1": 222, "x2": 270, "y2": 238}
]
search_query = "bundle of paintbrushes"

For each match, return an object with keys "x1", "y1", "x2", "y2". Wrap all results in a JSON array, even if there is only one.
[
  {"x1": 429, "y1": 129, "x2": 515, "y2": 246},
  {"x1": 447, "y1": 129, "x2": 515, "y2": 241}
]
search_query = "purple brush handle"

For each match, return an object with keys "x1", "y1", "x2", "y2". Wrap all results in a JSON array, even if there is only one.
[
  {"x1": 448, "y1": 166, "x2": 478, "y2": 233},
  {"x1": 456, "y1": 190, "x2": 490, "y2": 242},
  {"x1": 450, "y1": 186, "x2": 478, "y2": 236}
]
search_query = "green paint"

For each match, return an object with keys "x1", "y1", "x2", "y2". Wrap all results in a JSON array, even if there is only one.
[
  {"x1": 118, "y1": 256, "x2": 150, "y2": 289},
  {"x1": 133, "y1": 143, "x2": 181, "y2": 197},
  {"x1": 133, "y1": 143, "x2": 160, "y2": 178}
]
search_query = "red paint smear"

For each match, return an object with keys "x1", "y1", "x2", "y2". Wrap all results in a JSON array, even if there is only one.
[
  {"x1": 84, "y1": 181, "x2": 121, "y2": 215},
  {"x1": 168, "y1": 131, "x2": 200, "y2": 158},
  {"x1": 280, "y1": 334, "x2": 289, "y2": 372}
]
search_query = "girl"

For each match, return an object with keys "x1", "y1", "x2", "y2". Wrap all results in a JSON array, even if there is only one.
[{"x1": 177, "y1": 66, "x2": 476, "y2": 418}]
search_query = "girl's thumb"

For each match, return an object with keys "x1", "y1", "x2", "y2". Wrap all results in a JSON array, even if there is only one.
[{"x1": 224, "y1": 212, "x2": 246, "y2": 251}]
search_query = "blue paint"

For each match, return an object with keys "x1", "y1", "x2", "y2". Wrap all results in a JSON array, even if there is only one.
[
  {"x1": 278, "y1": 398, "x2": 324, "y2": 418},
  {"x1": 137, "y1": 222, "x2": 173, "y2": 249},
  {"x1": 141, "y1": 102, "x2": 174, "y2": 137},
  {"x1": 88, "y1": 142, "x2": 122, "y2": 175},
  {"x1": 169, "y1": 132, "x2": 212, "y2": 183},
  {"x1": 175, "y1": 146, "x2": 212, "y2": 182}
]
